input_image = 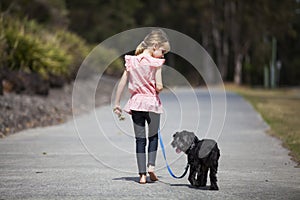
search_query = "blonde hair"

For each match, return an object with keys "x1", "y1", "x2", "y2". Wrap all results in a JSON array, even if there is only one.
[{"x1": 135, "y1": 29, "x2": 170, "y2": 55}]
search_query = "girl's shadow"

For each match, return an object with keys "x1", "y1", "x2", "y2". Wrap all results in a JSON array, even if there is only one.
[
  {"x1": 113, "y1": 177, "x2": 211, "y2": 189},
  {"x1": 113, "y1": 176, "x2": 139, "y2": 183},
  {"x1": 112, "y1": 176, "x2": 158, "y2": 184}
]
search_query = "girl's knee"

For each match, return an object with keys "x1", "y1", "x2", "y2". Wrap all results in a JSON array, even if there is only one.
[{"x1": 148, "y1": 133, "x2": 158, "y2": 141}]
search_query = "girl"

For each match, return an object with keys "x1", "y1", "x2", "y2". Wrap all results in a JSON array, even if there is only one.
[{"x1": 113, "y1": 29, "x2": 170, "y2": 184}]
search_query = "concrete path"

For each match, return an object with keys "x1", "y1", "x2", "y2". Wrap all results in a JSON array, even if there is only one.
[{"x1": 0, "y1": 88, "x2": 299, "y2": 200}]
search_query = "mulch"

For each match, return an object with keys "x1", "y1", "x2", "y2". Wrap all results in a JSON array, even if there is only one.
[{"x1": 0, "y1": 75, "x2": 117, "y2": 138}]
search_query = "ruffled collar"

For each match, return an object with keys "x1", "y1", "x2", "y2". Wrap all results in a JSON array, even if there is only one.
[{"x1": 136, "y1": 53, "x2": 163, "y2": 62}]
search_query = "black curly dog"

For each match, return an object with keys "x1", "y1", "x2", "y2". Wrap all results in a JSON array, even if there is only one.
[{"x1": 171, "y1": 130, "x2": 220, "y2": 190}]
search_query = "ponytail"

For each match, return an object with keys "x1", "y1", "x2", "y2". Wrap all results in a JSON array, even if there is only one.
[
  {"x1": 135, "y1": 41, "x2": 148, "y2": 55},
  {"x1": 135, "y1": 42, "x2": 144, "y2": 55}
]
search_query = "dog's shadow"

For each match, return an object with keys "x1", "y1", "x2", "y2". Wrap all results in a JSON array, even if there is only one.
[
  {"x1": 113, "y1": 177, "x2": 212, "y2": 190},
  {"x1": 169, "y1": 183, "x2": 211, "y2": 190}
]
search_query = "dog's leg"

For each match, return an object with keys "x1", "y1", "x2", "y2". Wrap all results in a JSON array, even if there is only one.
[
  {"x1": 209, "y1": 161, "x2": 219, "y2": 190},
  {"x1": 188, "y1": 165, "x2": 197, "y2": 186},
  {"x1": 199, "y1": 165, "x2": 208, "y2": 187},
  {"x1": 194, "y1": 165, "x2": 202, "y2": 187}
]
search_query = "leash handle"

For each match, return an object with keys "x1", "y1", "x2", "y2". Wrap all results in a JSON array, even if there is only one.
[{"x1": 158, "y1": 129, "x2": 189, "y2": 179}]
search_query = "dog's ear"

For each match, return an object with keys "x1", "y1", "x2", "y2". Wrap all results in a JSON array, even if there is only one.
[
  {"x1": 188, "y1": 131, "x2": 195, "y2": 136},
  {"x1": 173, "y1": 132, "x2": 178, "y2": 137}
]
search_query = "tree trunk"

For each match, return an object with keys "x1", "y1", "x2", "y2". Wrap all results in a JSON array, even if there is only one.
[
  {"x1": 221, "y1": 0, "x2": 230, "y2": 80},
  {"x1": 0, "y1": 69, "x2": 3, "y2": 95},
  {"x1": 202, "y1": 30, "x2": 212, "y2": 55},
  {"x1": 211, "y1": 0, "x2": 229, "y2": 80},
  {"x1": 229, "y1": 1, "x2": 243, "y2": 85},
  {"x1": 0, "y1": 79, "x2": 3, "y2": 95},
  {"x1": 212, "y1": 18, "x2": 223, "y2": 79},
  {"x1": 234, "y1": 53, "x2": 243, "y2": 85},
  {"x1": 221, "y1": 38, "x2": 229, "y2": 80},
  {"x1": 202, "y1": 31, "x2": 215, "y2": 84}
]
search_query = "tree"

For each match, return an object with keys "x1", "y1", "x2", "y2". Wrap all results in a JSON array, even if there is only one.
[
  {"x1": 0, "y1": 0, "x2": 69, "y2": 27},
  {"x1": 66, "y1": 0, "x2": 142, "y2": 43},
  {"x1": 3, "y1": 0, "x2": 298, "y2": 85},
  {"x1": 224, "y1": 0, "x2": 296, "y2": 85}
]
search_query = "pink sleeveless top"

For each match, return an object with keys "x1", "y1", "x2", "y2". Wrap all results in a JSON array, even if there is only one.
[{"x1": 123, "y1": 54, "x2": 165, "y2": 114}]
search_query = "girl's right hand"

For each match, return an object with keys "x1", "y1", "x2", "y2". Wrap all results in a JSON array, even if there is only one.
[
  {"x1": 113, "y1": 106, "x2": 125, "y2": 120},
  {"x1": 113, "y1": 106, "x2": 122, "y2": 115}
]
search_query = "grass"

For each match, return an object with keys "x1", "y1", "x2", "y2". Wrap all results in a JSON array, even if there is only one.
[{"x1": 226, "y1": 84, "x2": 300, "y2": 166}]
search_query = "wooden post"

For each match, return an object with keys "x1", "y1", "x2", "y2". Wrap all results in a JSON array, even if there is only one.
[{"x1": 264, "y1": 65, "x2": 269, "y2": 88}]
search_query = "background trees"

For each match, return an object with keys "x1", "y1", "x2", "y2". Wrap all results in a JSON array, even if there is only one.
[{"x1": 1, "y1": 0, "x2": 299, "y2": 87}]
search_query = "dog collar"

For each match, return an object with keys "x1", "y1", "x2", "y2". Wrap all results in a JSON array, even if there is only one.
[{"x1": 185, "y1": 136, "x2": 197, "y2": 154}]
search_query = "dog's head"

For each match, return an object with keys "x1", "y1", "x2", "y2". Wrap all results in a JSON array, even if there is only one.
[{"x1": 171, "y1": 130, "x2": 197, "y2": 154}]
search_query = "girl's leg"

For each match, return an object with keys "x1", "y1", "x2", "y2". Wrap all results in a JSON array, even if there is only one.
[
  {"x1": 131, "y1": 111, "x2": 147, "y2": 176},
  {"x1": 147, "y1": 112, "x2": 160, "y2": 168}
]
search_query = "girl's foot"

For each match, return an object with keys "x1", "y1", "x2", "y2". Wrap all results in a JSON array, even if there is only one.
[
  {"x1": 148, "y1": 172, "x2": 158, "y2": 181},
  {"x1": 139, "y1": 174, "x2": 147, "y2": 184},
  {"x1": 148, "y1": 165, "x2": 158, "y2": 181}
]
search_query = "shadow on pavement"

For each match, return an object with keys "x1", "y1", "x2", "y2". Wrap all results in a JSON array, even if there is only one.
[
  {"x1": 112, "y1": 176, "x2": 159, "y2": 184},
  {"x1": 113, "y1": 177, "x2": 215, "y2": 190},
  {"x1": 160, "y1": 181, "x2": 212, "y2": 190}
]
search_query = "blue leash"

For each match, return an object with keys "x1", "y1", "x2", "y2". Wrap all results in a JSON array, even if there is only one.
[{"x1": 158, "y1": 129, "x2": 189, "y2": 179}]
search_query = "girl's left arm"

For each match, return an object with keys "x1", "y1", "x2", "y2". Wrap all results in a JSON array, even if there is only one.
[{"x1": 155, "y1": 67, "x2": 163, "y2": 93}]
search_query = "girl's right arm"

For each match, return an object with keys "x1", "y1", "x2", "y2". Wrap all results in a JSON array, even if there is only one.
[{"x1": 114, "y1": 70, "x2": 128, "y2": 114}]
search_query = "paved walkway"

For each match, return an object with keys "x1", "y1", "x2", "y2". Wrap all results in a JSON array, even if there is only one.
[{"x1": 0, "y1": 88, "x2": 299, "y2": 199}]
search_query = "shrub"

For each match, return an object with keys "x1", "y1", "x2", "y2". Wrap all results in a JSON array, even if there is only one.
[
  {"x1": 55, "y1": 30, "x2": 90, "y2": 79},
  {"x1": 0, "y1": 15, "x2": 72, "y2": 78},
  {"x1": 0, "y1": 14, "x2": 124, "y2": 95},
  {"x1": 95, "y1": 46, "x2": 124, "y2": 76}
]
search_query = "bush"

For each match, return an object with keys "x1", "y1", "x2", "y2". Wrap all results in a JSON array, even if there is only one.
[
  {"x1": 0, "y1": 14, "x2": 91, "y2": 94},
  {"x1": 0, "y1": 15, "x2": 72, "y2": 78},
  {"x1": 95, "y1": 46, "x2": 124, "y2": 76},
  {"x1": 0, "y1": 14, "x2": 124, "y2": 95},
  {"x1": 55, "y1": 30, "x2": 90, "y2": 79}
]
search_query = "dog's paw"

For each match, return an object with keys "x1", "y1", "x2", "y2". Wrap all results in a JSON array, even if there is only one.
[
  {"x1": 209, "y1": 184, "x2": 219, "y2": 190},
  {"x1": 188, "y1": 178, "x2": 197, "y2": 186},
  {"x1": 199, "y1": 183, "x2": 206, "y2": 187},
  {"x1": 194, "y1": 182, "x2": 200, "y2": 187}
]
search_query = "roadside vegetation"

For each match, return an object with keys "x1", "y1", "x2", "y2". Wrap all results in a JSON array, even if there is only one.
[
  {"x1": 0, "y1": 14, "x2": 123, "y2": 95},
  {"x1": 0, "y1": 14, "x2": 89, "y2": 94},
  {"x1": 227, "y1": 84, "x2": 300, "y2": 166},
  {"x1": 0, "y1": 11, "x2": 123, "y2": 136}
]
